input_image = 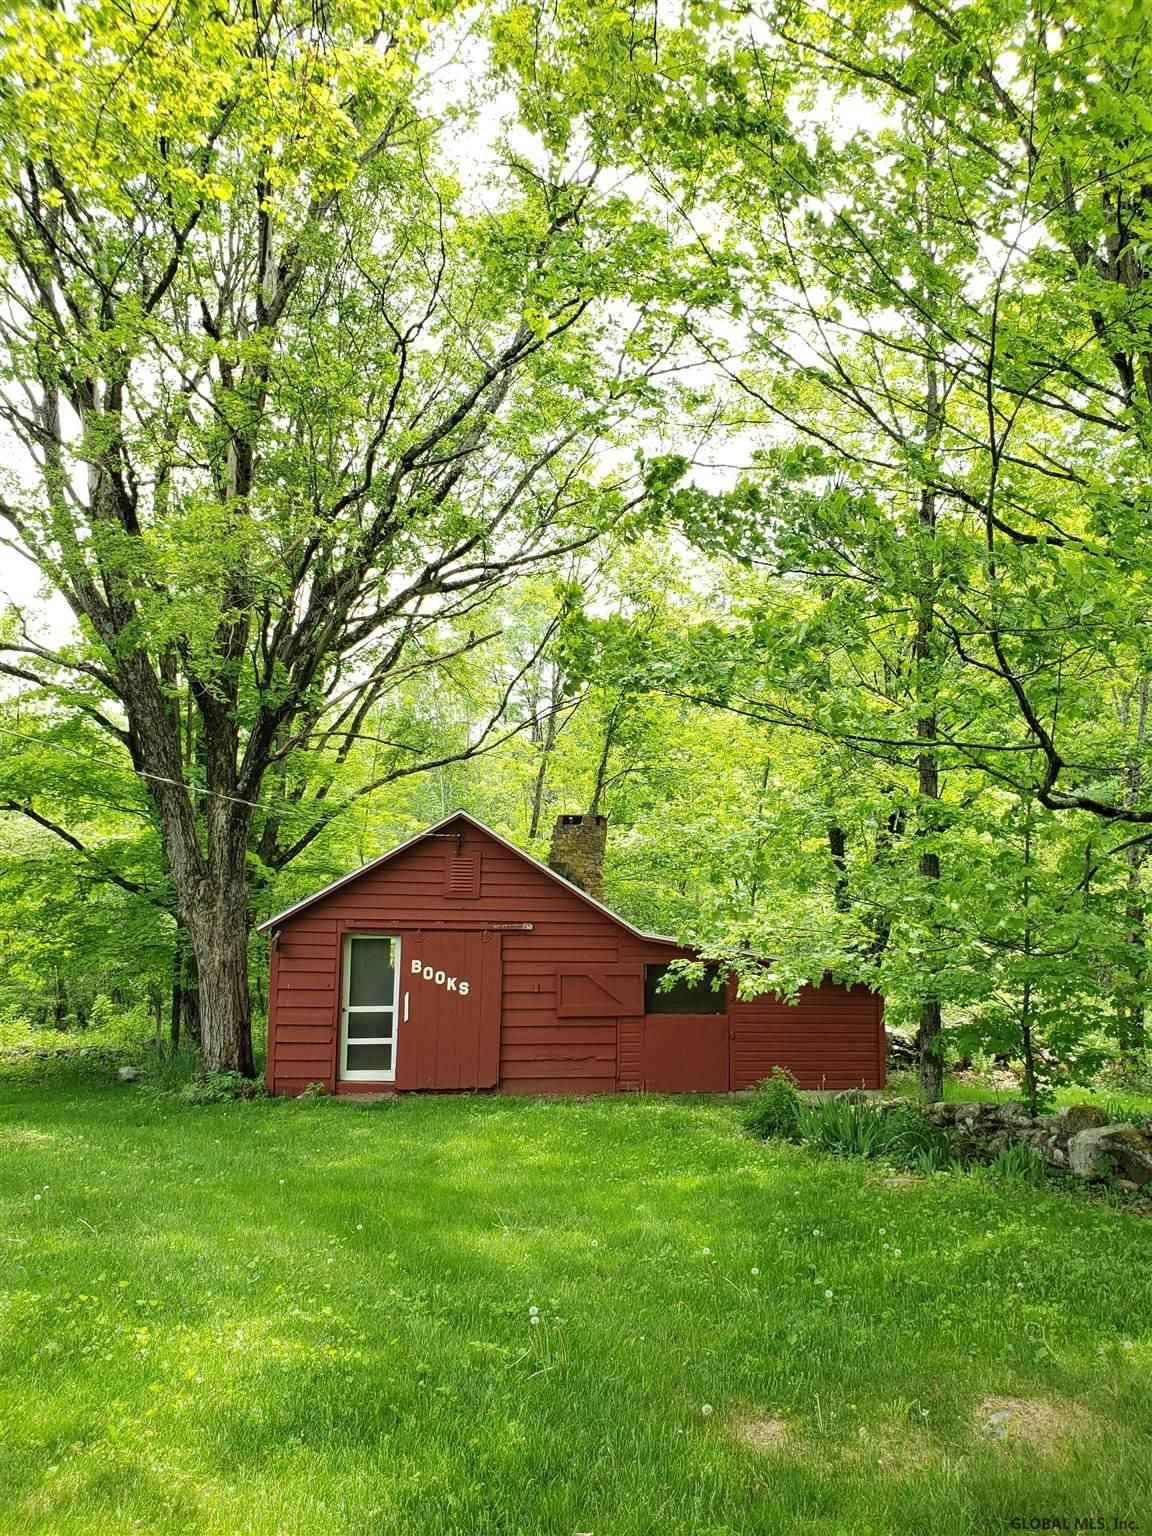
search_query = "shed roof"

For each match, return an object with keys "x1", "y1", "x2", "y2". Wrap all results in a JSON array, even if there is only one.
[{"x1": 256, "y1": 809, "x2": 679, "y2": 944}]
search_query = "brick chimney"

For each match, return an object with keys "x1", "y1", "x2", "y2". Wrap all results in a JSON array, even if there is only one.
[{"x1": 548, "y1": 813, "x2": 608, "y2": 901}]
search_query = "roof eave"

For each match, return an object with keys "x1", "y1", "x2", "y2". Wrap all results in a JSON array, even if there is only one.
[{"x1": 255, "y1": 808, "x2": 679, "y2": 946}]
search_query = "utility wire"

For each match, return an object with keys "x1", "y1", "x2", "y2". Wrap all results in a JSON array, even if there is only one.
[{"x1": 0, "y1": 721, "x2": 329, "y2": 827}]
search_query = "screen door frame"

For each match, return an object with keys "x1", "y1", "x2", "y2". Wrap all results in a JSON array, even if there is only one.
[{"x1": 339, "y1": 933, "x2": 402, "y2": 1082}]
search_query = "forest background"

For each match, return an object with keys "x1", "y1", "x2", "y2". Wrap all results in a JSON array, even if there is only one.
[{"x1": 2, "y1": 0, "x2": 1151, "y2": 1109}]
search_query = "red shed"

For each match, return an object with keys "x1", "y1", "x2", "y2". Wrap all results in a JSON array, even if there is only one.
[{"x1": 257, "y1": 811, "x2": 885, "y2": 1097}]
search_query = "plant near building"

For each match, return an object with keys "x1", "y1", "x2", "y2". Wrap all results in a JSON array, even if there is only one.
[{"x1": 742, "y1": 1066, "x2": 802, "y2": 1141}]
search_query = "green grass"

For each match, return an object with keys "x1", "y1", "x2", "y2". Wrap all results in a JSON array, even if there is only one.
[
  {"x1": 885, "y1": 1069, "x2": 1152, "y2": 1124},
  {"x1": 1, "y1": 1077, "x2": 1151, "y2": 1535}
]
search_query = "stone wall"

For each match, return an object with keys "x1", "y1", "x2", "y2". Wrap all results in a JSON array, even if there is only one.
[{"x1": 919, "y1": 1101, "x2": 1152, "y2": 1188}]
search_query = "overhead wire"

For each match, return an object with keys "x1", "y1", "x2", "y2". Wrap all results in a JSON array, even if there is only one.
[{"x1": 0, "y1": 720, "x2": 336, "y2": 828}]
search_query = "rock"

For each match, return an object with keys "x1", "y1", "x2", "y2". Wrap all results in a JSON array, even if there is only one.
[
  {"x1": 996, "y1": 1101, "x2": 1035, "y2": 1127},
  {"x1": 977, "y1": 1395, "x2": 1087, "y2": 1447},
  {"x1": 116, "y1": 1065, "x2": 142, "y2": 1083},
  {"x1": 1056, "y1": 1104, "x2": 1111, "y2": 1136},
  {"x1": 1064, "y1": 1123, "x2": 1152, "y2": 1182},
  {"x1": 1095, "y1": 1127, "x2": 1152, "y2": 1186},
  {"x1": 885, "y1": 1030, "x2": 918, "y2": 1067},
  {"x1": 983, "y1": 1405, "x2": 1021, "y2": 1439},
  {"x1": 1067, "y1": 1126, "x2": 1119, "y2": 1179}
]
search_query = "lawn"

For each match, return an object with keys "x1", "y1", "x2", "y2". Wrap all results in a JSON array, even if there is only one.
[
  {"x1": 885, "y1": 1068, "x2": 1152, "y2": 1123},
  {"x1": 1, "y1": 1076, "x2": 1151, "y2": 1536}
]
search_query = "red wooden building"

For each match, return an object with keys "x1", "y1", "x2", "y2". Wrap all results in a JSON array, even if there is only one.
[{"x1": 258, "y1": 811, "x2": 885, "y2": 1097}]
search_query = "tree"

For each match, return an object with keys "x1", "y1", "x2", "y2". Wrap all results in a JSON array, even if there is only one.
[
  {"x1": 0, "y1": 712, "x2": 173, "y2": 1037},
  {"x1": 0, "y1": 0, "x2": 687, "y2": 1071},
  {"x1": 534, "y1": 0, "x2": 1152, "y2": 1093},
  {"x1": 640, "y1": 0, "x2": 1152, "y2": 823}
]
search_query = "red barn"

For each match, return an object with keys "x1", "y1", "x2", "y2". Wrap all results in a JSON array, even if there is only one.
[{"x1": 257, "y1": 811, "x2": 885, "y2": 1097}]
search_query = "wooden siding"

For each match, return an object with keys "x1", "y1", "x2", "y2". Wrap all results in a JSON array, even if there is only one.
[
  {"x1": 265, "y1": 813, "x2": 885, "y2": 1097},
  {"x1": 617, "y1": 1019, "x2": 643, "y2": 1089},
  {"x1": 641, "y1": 1014, "x2": 729, "y2": 1093},
  {"x1": 498, "y1": 920, "x2": 621, "y2": 1094},
  {"x1": 730, "y1": 982, "x2": 884, "y2": 1091},
  {"x1": 268, "y1": 820, "x2": 631, "y2": 1096}
]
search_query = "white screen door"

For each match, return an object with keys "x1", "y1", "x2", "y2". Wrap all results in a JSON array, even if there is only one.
[{"x1": 340, "y1": 935, "x2": 400, "y2": 1081}]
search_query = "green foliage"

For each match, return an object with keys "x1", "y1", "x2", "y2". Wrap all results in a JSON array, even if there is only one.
[
  {"x1": 742, "y1": 1066, "x2": 801, "y2": 1141},
  {"x1": 4, "y1": 0, "x2": 1152, "y2": 1101},
  {"x1": 175, "y1": 1070, "x2": 266, "y2": 1105},
  {"x1": 0, "y1": 998, "x2": 154, "y2": 1056},
  {"x1": 872, "y1": 1107, "x2": 958, "y2": 1173},
  {"x1": 795, "y1": 1099, "x2": 956, "y2": 1171},
  {"x1": 795, "y1": 1097, "x2": 886, "y2": 1160},
  {"x1": 986, "y1": 1143, "x2": 1049, "y2": 1187},
  {"x1": 0, "y1": 0, "x2": 696, "y2": 1071}
]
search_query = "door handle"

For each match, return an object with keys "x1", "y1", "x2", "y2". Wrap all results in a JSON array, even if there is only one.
[{"x1": 403, "y1": 991, "x2": 410, "y2": 1023}]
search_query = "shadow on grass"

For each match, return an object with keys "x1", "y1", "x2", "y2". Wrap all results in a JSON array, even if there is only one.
[{"x1": 2, "y1": 1083, "x2": 1152, "y2": 1533}]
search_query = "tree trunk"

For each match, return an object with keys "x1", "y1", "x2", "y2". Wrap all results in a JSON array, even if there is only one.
[
  {"x1": 828, "y1": 822, "x2": 849, "y2": 911},
  {"x1": 160, "y1": 786, "x2": 254, "y2": 1073},
  {"x1": 53, "y1": 970, "x2": 68, "y2": 1031},
  {"x1": 1018, "y1": 817, "x2": 1039, "y2": 1112},
  {"x1": 182, "y1": 948, "x2": 201, "y2": 1044},
  {"x1": 528, "y1": 669, "x2": 565, "y2": 839},
  {"x1": 917, "y1": 998, "x2": 944, "y2": 1102},
  {"x1": 1117, "y1": 679, "x2": 1149, "y2": 1058},
  {"x1": 913, "y1": 446, "x2": 943, "y2": 1097},
  {"x1": 589, "y1": 697, "x2": 625, "y2": 818},
  {"x1": 1020, "y1": 979, "x2": 1038, "y2": 1115},
  {"x1": 190, "y1": 913, "x2": 254, "y2": 1076},
  {"x1": 169, "y1": 944, "x2": 183, "y2": 1053}
]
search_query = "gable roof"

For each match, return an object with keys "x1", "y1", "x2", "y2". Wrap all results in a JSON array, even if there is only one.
[{"x1": 256, "y1": 809, "x2": 678, "y2": 944}]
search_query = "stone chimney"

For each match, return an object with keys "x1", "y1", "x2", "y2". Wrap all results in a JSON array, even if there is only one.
[{"x1": 548, "y1": 813, "x2": 608, "y2": 901}]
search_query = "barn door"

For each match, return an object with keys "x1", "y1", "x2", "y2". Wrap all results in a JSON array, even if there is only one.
[
  {"x1": 642, "y1": 1015, "x2": 729, "y2": 1093},
  {"x1": 399, "y1": 930, "x2": 501, "y2": 1089}
]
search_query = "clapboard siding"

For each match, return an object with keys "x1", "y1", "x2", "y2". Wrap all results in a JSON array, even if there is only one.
[
  {"x1": 503, "y1": 1025, "x2": 617, "y2": 1047},
  {"x1": 729, "y1": 984, "x2": 884, "y2": 1090},
  {"x1": 275, "y1": 1043, "x2": 335, "y2": 1064},
  {"x1": 262, "y1": 813, "x2": 885, "y2": 1096},
  {"x1": 499, "y1": 1074, "x2": 617, "y2": 1095},
  {"x1": 502, "y1": 1045, "x2": 616, "y2": 1065},
  {"x1": 617, "y1": 1019, "x2": 643, "y2": 1089},
  {"x1": 274, "y1": 1027, "x2": 336, "y2": 1047}
]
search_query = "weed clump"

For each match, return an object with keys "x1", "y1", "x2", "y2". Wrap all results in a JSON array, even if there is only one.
[
  {"x1": 743, "y1": 1067, "x2": 802, "y2": 1141},
  {"x1": 796, "y1": 1098, "x2": 956, "y2": 1172},
  {"x1": 176, "y1": 1070, "x2": 265, "y2": 1105},
  {"x1": 984, "y1": 1141, "x2": 1048, "y2": 1185}
]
